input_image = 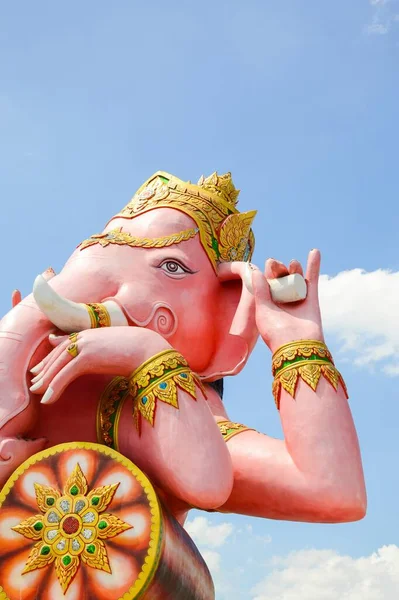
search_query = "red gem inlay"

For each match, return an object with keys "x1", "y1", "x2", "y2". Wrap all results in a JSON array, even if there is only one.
[{"x1": 62, "y1": 516, "x2": 79, "y2": 534}]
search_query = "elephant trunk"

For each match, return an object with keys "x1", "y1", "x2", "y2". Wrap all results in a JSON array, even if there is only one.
[
  {"x1": 0, "y1": 259, "x2": 122, "y2": 487},
  {"x1": 0, "y1": 270, "x2": 58, "y2": 434}
]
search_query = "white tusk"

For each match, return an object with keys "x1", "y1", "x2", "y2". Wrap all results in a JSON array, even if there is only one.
[
  {"x1": 33, "y1": 275, "x2": 91, "y2": 332},
  {"x1": 101, "y1": 300, "x2": 128, "y2": 326},
  {"x1": 33, "y1": 275, "x2": 128, "y2": 332}
]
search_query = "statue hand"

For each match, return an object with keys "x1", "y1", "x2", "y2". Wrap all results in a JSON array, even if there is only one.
[
  {"x1": 29, "y1": 327, "x2": 169, "y2": 405},
  {"x1": 250, "y1": 249, "x2": 324, "y2": 353}
]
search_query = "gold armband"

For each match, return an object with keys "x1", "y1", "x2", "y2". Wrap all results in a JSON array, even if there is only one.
[
  {"x1": 217, "y1": 421, "x2": 255, "y2": 442},
  {"x1": 272, "y1": 340, "x2": 348, "y2": 410},
  {"x1": 84, "y1": 303, "x2": 111, "y2": 328},
  {"x1": 129, "y1": 349, "x2": 205, "y2": 432}
]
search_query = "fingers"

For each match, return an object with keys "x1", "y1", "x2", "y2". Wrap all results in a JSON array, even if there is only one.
[
  {"x1": 288, "y1": 260, "x2": 304, "y2": 276},
  {"x1": 265, "y1": 259, "x2": 289, "y2": 280},
  {"x1": 30, "y1": 337, "x2": 70, "y2": 379},
  {"x1": 30, "y1": 333, "x2": 77, "y2": 375},
  {"x1": 39, "y1": 359, "x2": 80, "y2": 405},
  {"x1": 305, "y1": 249, "x2": 321, "y2": 297},
  {"x1": 251, "y1": 266, "x2": 272, "y2": 305},
  {"x1": 30, "y1": 341, "x2": 74, "y2": 396},
  {"x1": 49, "y1": 333, "x2": 70, "y2": 347}
]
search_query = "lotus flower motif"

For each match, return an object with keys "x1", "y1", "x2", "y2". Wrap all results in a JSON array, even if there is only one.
[{"x1": 12, "y1": 463, "x2": 132, "y2": 594}]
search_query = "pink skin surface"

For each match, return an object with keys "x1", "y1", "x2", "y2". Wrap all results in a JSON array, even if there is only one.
[{"x1": 0, "y1": 208, "x2": 366, "y2": 524}]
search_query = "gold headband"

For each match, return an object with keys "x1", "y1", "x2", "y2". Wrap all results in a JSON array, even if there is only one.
[
  {"x1": 110, "y1": 171, "x2": 257, "y2": 271},
  {"x1": 79, "y1": 227, "x2": 199, "y2": 251}
]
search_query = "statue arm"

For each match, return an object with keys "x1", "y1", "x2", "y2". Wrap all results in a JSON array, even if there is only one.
[
  {"x1": 214, "y1": 379, "x2": 366, "y2": 522},
  {"x1": 214, "y1": 250, "x2": 366, "y2": 522}
]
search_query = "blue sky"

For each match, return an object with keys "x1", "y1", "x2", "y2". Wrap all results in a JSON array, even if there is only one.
[{"x1": 1, "y1": 1, "x2": 399, "y2": 598}]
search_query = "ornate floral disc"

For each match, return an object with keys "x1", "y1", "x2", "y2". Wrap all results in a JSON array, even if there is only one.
[{"x1": 0, "y1": 442, "x2": 162, "y2": 600}]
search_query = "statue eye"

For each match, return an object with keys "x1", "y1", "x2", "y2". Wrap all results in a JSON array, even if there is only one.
[{"x1": 159, "y1": 260, "x2": 189, "y2": 276}]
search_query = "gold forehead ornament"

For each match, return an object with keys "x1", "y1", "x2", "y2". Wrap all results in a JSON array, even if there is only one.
[{"x1": 79, "y1": 171, "x2": 256, "y2": 271}]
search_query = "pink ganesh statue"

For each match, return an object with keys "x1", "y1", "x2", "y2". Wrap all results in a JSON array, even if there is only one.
[{"x1": 0, "y1": 171, "x2": 366, "y2": 599}]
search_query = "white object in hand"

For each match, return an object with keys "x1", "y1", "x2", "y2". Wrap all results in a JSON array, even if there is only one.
[
  {"x1": 243, "y1": 264, "x2": 307, "y2": 303},
  {"x1": 267, "y1": 273, "x2": 307, "y2": 303}
]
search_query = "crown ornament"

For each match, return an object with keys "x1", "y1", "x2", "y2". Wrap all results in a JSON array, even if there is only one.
[
  {"x1": 197, "y1": 172, "x2": 240, "y2": 208},
  {"x1": 112, "y1": 171, "x2": 256, "y2": 271}
]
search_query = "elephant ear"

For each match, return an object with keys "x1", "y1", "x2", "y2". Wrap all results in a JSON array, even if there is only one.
[{"x1": 197, "y1": 263, "x2": 259, "y2": 382}]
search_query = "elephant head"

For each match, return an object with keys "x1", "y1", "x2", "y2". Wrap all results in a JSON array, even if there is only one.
[{"x1": 0, "y1": 171, "x2": 259, "y2": 482}]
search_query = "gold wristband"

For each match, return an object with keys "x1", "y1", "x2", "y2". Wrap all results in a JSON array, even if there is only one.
[
  {"x1": 129, "y1": 349, "x2": 205, "y2": 432},
  {"x1": 272, "y1": 340, "x2": 348, "y2": 410},
  {"x1": 272, "y1": 339, "x2": 334, "y2": 376}
]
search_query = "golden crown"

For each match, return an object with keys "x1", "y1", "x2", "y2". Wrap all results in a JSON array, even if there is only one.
[{"x1": 113, "y1": 171, "x2": 256, "y2": 271}]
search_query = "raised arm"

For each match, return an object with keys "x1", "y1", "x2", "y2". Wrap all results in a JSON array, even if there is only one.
[{"x1": 216, "y1": 250, "x2": 367, "y2": 523}]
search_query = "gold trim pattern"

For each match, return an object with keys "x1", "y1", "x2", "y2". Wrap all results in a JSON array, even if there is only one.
[
  {"x1": 84, "y1": 303, "x2": 111, "y2": 328},
  {"x1": 129, "y1": 350, "x2": 206, "y2": 432},
  {"x1": 12, "y1": 463, "x2": 132, "y2": 593},
  {"x1": 79, "y1": 226, "x2": 199, "y2": 251},
  {"x1": 0, "y1": 587, "x2": 9, "y2": 600},
  {"x1": 96, "y1": 376, "x2": 130, "y2": 448},
  {"x1": 217, "y1": 420, "x2": 255, "y2": 442},
  {"x1": 272, "y1": 360, "x2": 348, "y2": 410},
  {"x1": 112, "y1": 171, "x2": 257, "y2": 272},
  {"x1": 0, "y1": 442, "x2": 163, "y2": 600},
  {"x1": 272, "y1": 339, "x2": 334, "y2": 375}
]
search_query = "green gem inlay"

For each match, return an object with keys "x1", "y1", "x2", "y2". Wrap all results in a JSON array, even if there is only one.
[
  {"x1": 70, "y1": 485, "x2": 79, "y2": 496},
  {"x1": 275, "y1": 354, "x2": 332, "y2": 375},
  {"x1": 211, "y1": 237, "x2": 220, "y2": 257},
  {"x1": 34, "y1": 521, "x2": 43, "y2": 531},
  {"x1": 41, "y1": 545, "x2": 50, "y2": 555},
  {"x1": 98, "y1": 520, "x2": 107, "y2": 530},
  {"x1": 46, "y1": 497, "x2": 55, "y2": 506},
  {"x1": 91, "y1": 496, "x2": 100, "y2": 506},
  {"x1": 87, "y1": 544, "x2": 96, "y2": 554},
  {"x1": 63, "y1": 555, "x2": 71, "y2": 566}
]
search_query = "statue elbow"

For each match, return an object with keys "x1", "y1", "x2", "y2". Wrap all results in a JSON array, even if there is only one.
[
  {"x1": 320, "y1": 487, "x2": 367, "y2": 523},
  {"x1": 342, "y1": 494, "x2": 367, "y2": 522}
]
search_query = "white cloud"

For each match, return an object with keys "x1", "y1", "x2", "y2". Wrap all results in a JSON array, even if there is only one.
[
  {"x1": 364, "y1": 0, "x2": 396, "y2": 34},
  {"x1": 251, "y1": 545, "x2": 399, "y2": 600},
  {"x1": 365, "y1": 21, "x2": 389, "y2": 34},
  {"x1": 184, "y1": 516, "x2": 237, "y2": 597},
  {"x1": 201, "y1": 550, "x2": 222, "y2": 573},
  {"x1": 185, "y1": 516, "x2": 234, "y2": 548},
  {"x1": 364, "y1": 0, "x2": 399, "y2": 35},
  {"x1": 319, "y1": 268, "x2": 399, "y2": 375}
]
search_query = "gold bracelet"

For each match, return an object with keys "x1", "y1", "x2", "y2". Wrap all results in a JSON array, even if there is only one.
[
  {"x1": 129, "y1": 349, "x2": 205, "y2": 432},
  {"x1": 272, "y1": 340, "x2": 348, "y2": 410},
  {"x1": 272, "y1": 339, "x2": 334, "y2": 376}
]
